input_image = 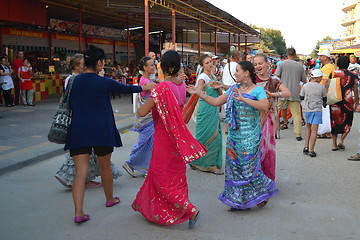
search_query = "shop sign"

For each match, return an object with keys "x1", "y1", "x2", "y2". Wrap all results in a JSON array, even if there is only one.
[
  {"x1": 87, "y1": 38, "x2": 113, "y2": 45},
  {"x1": 53, "y1": 34, "x2": 79, "y2": 42},
  {"x1": 49, "y1": 66, "x2": 55, "y2": 73},
  {"x1": 2, "y1": 28, "x2": 48, "y2": 38},
  {"x1": 115, "y1": 41, "x2": 135, "y2": 47}
]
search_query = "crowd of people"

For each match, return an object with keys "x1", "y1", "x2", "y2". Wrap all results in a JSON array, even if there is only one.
[{"x1": 43, "y1": 44, "x2": 360, "y2": 228}]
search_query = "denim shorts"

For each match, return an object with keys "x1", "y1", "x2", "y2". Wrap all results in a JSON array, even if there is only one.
[{"x1": 305, "y1": 111, "x2": 322, "y2": 125}]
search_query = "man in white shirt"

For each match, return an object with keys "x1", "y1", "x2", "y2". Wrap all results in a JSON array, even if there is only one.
[{"x1": 220, "y1": 50, "x2": 241, "y2": 120}]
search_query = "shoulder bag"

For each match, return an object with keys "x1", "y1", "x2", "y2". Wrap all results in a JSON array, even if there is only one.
[{"x1": 48, "y1": 75, "x2": 76, "y2": 144}]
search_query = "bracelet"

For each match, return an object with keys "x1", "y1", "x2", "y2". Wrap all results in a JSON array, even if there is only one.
[{"x1": 278, "y1": 91, "x2": 282, "y2": 97}]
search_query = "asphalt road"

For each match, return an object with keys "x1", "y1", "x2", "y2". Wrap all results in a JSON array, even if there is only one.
[{"x1": 1, "y1": 112, "x2": 360, "y2": 240}]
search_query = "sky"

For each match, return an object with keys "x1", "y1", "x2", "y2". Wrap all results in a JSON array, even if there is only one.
[{"x1": 206, "y1": 0, "x2": 345, "y2": 55}]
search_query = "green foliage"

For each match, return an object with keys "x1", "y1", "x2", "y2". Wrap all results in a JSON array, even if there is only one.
[
  {"x1": 310, "y1": 36, "x2": 334, "y2": 58},
  {"x1": 249, "y1": 24, "x2": 287, "y2": 55}
]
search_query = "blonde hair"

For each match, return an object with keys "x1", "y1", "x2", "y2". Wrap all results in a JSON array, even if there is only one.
[{"x1": 67, "y1": 53, "x2": 84, "y2": 70}]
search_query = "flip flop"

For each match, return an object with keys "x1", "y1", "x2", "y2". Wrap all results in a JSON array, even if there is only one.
[
  {"x1": 228, "y1": 207, "x2": 250, "y2": 212},
  {"x1": 210, "y1": 170, "x2": 224, "y2": 175},
  {"x1": 338, "y1": 143, "x2": 345, "y2": 149}
]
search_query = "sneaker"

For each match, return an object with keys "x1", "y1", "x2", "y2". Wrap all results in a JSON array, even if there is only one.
[{"x1": 296, "y1": 137, "x2": 303, "y2": 141}]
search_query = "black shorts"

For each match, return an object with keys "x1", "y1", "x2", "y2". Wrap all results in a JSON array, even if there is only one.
[{"x1": 70, "y1": 146, "x2": 114, "y2": 157}]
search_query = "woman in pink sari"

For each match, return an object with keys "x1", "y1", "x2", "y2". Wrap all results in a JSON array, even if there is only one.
[
  {"x1": 254, "y1": 54, "x2": 290, "y2": 180},
  {"x1": 132, "y1": 50, "x2": 207, "y2": 228}
]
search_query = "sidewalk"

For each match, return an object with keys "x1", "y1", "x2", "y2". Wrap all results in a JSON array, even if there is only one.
[{"x1": 0, "y1": 94, "x2": 135, "y2": 176}]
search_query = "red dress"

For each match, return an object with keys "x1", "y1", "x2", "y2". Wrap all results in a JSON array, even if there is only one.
[
  {"x1": 132, "y1": 82, "x2": 207, "y2": 226},
  {"x1": 19, "y1": 66, "x2": 33, "y2": 90}
]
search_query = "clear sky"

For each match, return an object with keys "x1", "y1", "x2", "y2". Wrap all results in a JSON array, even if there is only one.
[{"x1": 206, "y1": 0, "x2": 345, "y2": 55}]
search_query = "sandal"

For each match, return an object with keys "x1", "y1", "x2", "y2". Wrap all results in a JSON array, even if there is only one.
[
  {"x1": 301, "y1": 118, "x2": 305, "y2": 126},
  {"x1": 338, "y1": 143, "x2": 345, "y2": 149},
  {"x1": 210, "y1": 170, "x2": 224, "y2": 175},
  {"x1": 85, "y1": 181, "x2": 102, "y2": 188},
  {"x1": 317, "y1": 134, "x2": 331, "y2": 139},
  {"x1": 257, "y1": 199, "x2": 269, "y2": 208},
  {"x1": 228, "y1": 207, "x2": 250, "y2": 212},
  {"x1": 309, "y1": 151, "x2": 317, "y2": 157},
  {"x1": 303, "y1": 147, "x2": 309, "y2": 155},
  {"x1": 280, "y1": 123, "x2": 288, "y2": 130},
  {"x1": 122, "y1": 163, "x2": 136, "y2": 178},
  {"x1": 189, "y1": 164, "x2": 197, "y2": 170},
  {"x1": 348, "y1": 153, "x2": 360, "y2": 161}
]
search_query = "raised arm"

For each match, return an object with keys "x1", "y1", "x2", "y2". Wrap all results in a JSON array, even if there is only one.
[
  {"x1": 233, "y1": 87, "x2": 269, "y2": 111},
  {"x1": 186, "y1": 85, "x2": 227, "y2": 106}
]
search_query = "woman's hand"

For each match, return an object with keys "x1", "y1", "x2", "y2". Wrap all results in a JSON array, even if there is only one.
[
  {"x1": 232, "y1": 87, "x2": 245, "y2": 102},
  {"x1": 186, "y1": 85, "x2": 201, "y2": 95},
  {"x1": 142, "y1": 82, "x2": 156, "y2": 91},
  {"x1": 355, "y1": 104, "x2": 360, "y2": 112},
  {"x1": 98, "y1": 69, "x2": 105, "y2": 77},
  {"x1": 211, "y1": 81, "x2": 224, "y2": 89},
  {"x1": 178, "y1": 72, "x2": 187, "y2": 81},
  {"x1": 265, "y1": 90, "x2": 274, "y2": 98}
]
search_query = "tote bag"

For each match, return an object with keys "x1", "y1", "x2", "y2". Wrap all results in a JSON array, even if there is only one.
[{"x1": 327, "y1": 76, "x2": 342, "y2": 105}]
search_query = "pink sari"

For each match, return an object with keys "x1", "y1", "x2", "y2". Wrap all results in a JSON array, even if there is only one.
[
  {"x1": 132, "y1": 82, "x2": 207, "y2": 226},
  {"x1": 256, "y1": 75, "x2": 282, "y2": 181}
]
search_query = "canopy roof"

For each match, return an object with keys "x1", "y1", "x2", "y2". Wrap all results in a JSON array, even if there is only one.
[{"x1": 40, "y1": 0, "x2": 259, "y2": 37}]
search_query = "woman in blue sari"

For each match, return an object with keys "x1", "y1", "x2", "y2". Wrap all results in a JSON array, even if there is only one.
[
  {"x1": 187, "y1": 61, "x2": 278, "y2": 210},
  {"x1": 190, "y1": 54, "x2": 223, "y2": 175},
  {"x1": 123, "y1": 57, "x2": 156, "y2": 177}
]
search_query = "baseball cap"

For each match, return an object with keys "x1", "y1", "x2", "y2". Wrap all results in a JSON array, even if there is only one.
[
  {"x1": 318, "y1": 50, "x2": 331, "y2": 58},
  {"x1": 222, "y1": 59, "x2": 228, "y2": 64},
  {"x1": 311, "y1": 69, "x2": 326, "y2": 78}
]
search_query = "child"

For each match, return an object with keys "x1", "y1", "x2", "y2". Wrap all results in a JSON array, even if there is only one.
[{"x1": 300, "y1": 69, "x2": 327, "y2": 157}]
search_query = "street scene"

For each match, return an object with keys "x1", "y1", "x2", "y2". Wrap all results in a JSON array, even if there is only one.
[{"x1": 1, "y1": 0, "x2": 360, "y2": 240}]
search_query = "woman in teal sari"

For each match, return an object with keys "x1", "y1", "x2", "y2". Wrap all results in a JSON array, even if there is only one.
[
  {"x1": 190, "y1": 54, "x2": 223, "y2": 175},
  {"x1": 187, "y1": 61, "x2": 278, "y2": 210}
]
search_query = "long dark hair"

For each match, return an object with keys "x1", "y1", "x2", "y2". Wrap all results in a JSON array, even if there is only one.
[{"x1": 238, "y1": 61, "x2": 256, "y2": 84}]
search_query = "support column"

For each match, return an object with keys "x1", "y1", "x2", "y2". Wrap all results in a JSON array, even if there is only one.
[
  {"x1": 49, "y1": 32, "x2": 53, "y2": 65},
  {"x1": 172, "y1": 9, "x2": 176, "y2": 45},
  {"x1": 228, "y1": 32, "x2": 231, "y2": 56},
  {"x1": 113, "y1": 41, "x2": 116, "y2": 63},
  {"x1": 238, "y1": 35, "x2": 240, "y2": 51},
  {"x1": 198, "y1": 21, "x2": 201, "y2": 58},
  {"x1": 181, "y1": 30, "x2": 184, "y2": 63},
  {"x1": 159, "y1": 31, "x2": 162, "y2": 53},
  {"x1": 127, "y1": 17, "x2": 130, "y2": 70},
  {"x1": 144, "y1": 0, "x2": 149, "y2": 55},
  {"x1": 245, "y1": 36, "x2": 248, "y2": 56},
  {"x1": 0, "y1": 27, "x2": 2, "y2": 55},
  {"x1": 78, "y1": 4, "x2": 82, "y2": 53},
  {"x1": 214, "y1": 27, "x2": 217, "y2": 56}
]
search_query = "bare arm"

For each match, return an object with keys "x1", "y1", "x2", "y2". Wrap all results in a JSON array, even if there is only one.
[
  {"x1": 138, "y1": 97, "x2": 155, "y2": 117},
  {"x1": 186, "y1": 85, "x2": 227, "y2": 106},
  {"x1": 266, "y1": 83, "x2": 291, "y2": 98},
  {"x1": 354, "y1": 81, "x2": 359, "y2": 107}
]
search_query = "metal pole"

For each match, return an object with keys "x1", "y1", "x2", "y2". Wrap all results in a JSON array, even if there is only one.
[
  {"x1": 198, "y1": 21, "x2": 201, "y2": 59},
  {"x1": 49, "y1": 32, "x2": 53, "y2": 65},
  {"x1": 159, "y1": 31, "x2": 162, "y2": 53},
  {"x1": 172, "y1": 9, "x2": 176, "y2": 45},
  {"x1": 113, "y1": 41, "x2": 116, "y2": 64},
  {"x1": 78, "y1": 4, "x2": 82, "y2": 53},
  {"x1": 214, "y1": 27, "x2": 217, "y2": 56},
  {"x1": 238, "y1": 35, "x2": 240, "y2": 51},
  {"x1": 228, "y1": 32, "x2": 231, "y2": 56},
  {"x1": 127, "y1": 17, "x2": 130, "y2": 70},
  {"x1": 144, "y1": 0, "x2": 149, "y2": 55},
  {"x1": 181, "y1": 30, "x2": 184, "y2": 63}
]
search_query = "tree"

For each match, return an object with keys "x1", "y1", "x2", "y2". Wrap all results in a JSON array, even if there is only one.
[
  {"x1": 250, "y1": 24, "x2": 287, "y2": 55},
  {"x1": 310, "y1": 36, "x2": 333, "y2": 58}
]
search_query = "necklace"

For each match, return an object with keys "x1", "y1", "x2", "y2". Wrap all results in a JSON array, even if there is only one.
[{"x1": 240, "y1": 83, "x2": 254, "y2": 91}]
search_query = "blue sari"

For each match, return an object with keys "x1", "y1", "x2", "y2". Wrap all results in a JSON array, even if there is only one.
[
  {"x1": 218, "y1": 85, "x2": 278, "y2": 209},
  {"x1": 126, "y1": 89, "x2": 155, "y2": 173},
  {"x1": 191, "y1": 74, "x2": 222, "y2": 171}
]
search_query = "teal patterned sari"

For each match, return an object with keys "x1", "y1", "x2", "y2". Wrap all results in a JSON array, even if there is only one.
[
  {"x1": 191, "y1": 74, "x2": 223, "y2": 171},
  {"x1": 218, "y1": 84, "x2": 278, "y2": 209}
]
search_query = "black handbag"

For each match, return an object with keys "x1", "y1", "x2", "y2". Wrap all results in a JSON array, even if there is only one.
[{"x1": 48, "y1": 75, "x2": 76, "y2": 144}]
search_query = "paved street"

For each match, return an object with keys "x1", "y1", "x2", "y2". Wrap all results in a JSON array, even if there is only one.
[{"x1": 1, "y1": 101, "x2": 360, "y2": 240}]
